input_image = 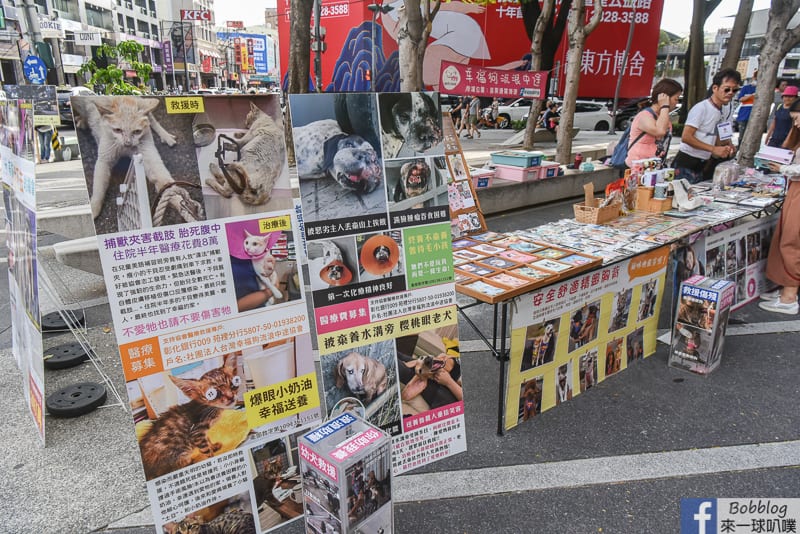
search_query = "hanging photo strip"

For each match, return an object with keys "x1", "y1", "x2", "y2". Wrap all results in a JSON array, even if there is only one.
[
  {"x1": 73, "y1": 94, "x2": 321, "y2": 533},
  {"x1": 441, "y1": 112, "x2": 488, "y2": 239},
  {"x1": 289, "y1": 92, "x2": 467, "y2": 476}
]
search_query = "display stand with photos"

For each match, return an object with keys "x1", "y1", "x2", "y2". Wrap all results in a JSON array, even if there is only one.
[
  {"x1": 448, "y1": 151, "x2": 783, "y2": 433},
  {"x1": 288, "y1": 92, "x2": 467, "y2": 477},
  {"x1": 73, "y1": 94, "x2": 322, "y2": 533}
]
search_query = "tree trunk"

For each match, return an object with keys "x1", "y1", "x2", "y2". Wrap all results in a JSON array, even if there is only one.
[
  {"x1": 739, "y1": 0, "x2": 800, "y2": 167},
  {"x1": 523, "y1": 0, "x2": 555, "y2": 150},
  {"x1": 719, "y1": 0, "x2": 754, "y2": 71},
  {"x1": 286, "y1": 0, "x2": 314, "y2": 164},
  {"x1": 686, "y1": 0, "x2": 707, "y2": 111},
  {"x1": 555, "y1": 0, "x2": 602, "y2": 165},
  {"x1": 396, "y1": 0, "x2": 440, "y2": 91},
  {"x1": 287, "y1": 0, "x2": 313, "y2": 94}
]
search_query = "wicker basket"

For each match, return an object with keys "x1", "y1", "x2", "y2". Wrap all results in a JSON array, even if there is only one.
[{"x1": 573, "y1": 201, "x2": 620, "y2": 224}]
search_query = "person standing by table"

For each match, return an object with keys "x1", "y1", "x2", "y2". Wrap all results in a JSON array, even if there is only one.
[
  {"x1": 766, "y1": 85, "x2": 798, "y2": 148},
  {"x1": 625, "y1": 78, "x2": 683, "y2": 168},
  {"x1": 760, "y1": 98, "x2": 800, "y2": 315},
  {"x1": 672, "y1": 68, "x2": 741, "y2": 184},
  {"x1": 735, "y1": 70, "x2": 757, "y2": 139}
]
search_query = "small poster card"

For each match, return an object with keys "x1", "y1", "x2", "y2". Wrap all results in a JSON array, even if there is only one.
[
  {"x1": 455, "y1": 271, "x2": 477, "y2": 284},
  {"x1": 454, "y1": 249, "x2": 488, "y2": 261},
  {"x1": 463, "y1": 280, "x2": 506, "y2": 297},
  {"x1": 452, "y1": 238, "x2": 478, "y2": 249},
  {"x1": 507, "y1": 241, "x2": 544, "y2": 253},
  {"x1": 511, "y1": 266, "x2": 555, "y2": 281},
  {"x1": 532, "y1": 258, "x2": 572, "y2": 273},
  {"x1": 498, "y1": 249, "x2": 538, "y2": 263},
  {"x1": 536, "y1": 248, "x2": 568, "y2": 259},
  {"x1": 470, "y1": 243, "x2": 505, "y2": 255},
  {"x1": 489, "y1": 272, "x2": 530, "y2": 288},
  {"x1": 469, "y1": 231, "x2": 503, "y2": 242},
  {"x1": 560, "y1": 254, "x2": 594, "y2": 266},
  {"x1": 457, "y1": 263, "x2": 496, "y2": 276},
  {"x1": 479, "y1": 256, "x2": 518, "y2": 269}
]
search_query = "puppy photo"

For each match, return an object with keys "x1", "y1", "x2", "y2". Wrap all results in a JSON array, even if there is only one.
[
  {"x1": 520, "y1": 319, "x2": 559, "y2": 372},
  {"x1": 379, "y1": 92, "x2": 444, "y2": 159},
  {"x1": 335, "y1": 351, "x2": 388, "y2": 403},
  {"x1": 289, "y1": 93, "x2": 387, "y2": 227},
  {"x1": 393, "y1": 159, "x2": 431, "y2": 204},
  {"x1": 308, "y1": 237, "x2": 357, "y2": 290},
  {"x1": 323, "y1": 340, "x2": 400, "y2": 433},
  {"x1": 395, "y1": 326, "x2": 462, "y2": 417},
  {"x1": 518, "y1": 376, "x2": 543, "y2": 423}
]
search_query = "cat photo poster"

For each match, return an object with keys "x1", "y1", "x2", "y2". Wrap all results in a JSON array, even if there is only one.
[{"x1": 72, "y1": 94, "x2": 290, "y2": 235}]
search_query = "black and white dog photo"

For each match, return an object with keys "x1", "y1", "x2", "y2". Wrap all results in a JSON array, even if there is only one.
[{"x1": 379, "y1": 93, "x2": 444, "y2": 159}]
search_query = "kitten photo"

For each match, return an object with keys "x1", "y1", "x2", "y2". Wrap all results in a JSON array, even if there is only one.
[
  {"x1": 243, "y1": 230, "x2": 282, "y2": 304},
  {"x1": 72, "y1": 95, "x2": 205, "y2": 231},
  {"x1": 138, "y1": 354, "x2": 243, "y2": 481}
]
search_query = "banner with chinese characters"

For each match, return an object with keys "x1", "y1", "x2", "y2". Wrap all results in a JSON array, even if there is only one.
[
  {"x1": 289, "y1": 92, "x2": 467, "y2": 475},
  {"x1": 505, "y1": 247, "x2": 669, "y2": 431},
  {"x1": 439, "y1": 61, "x2": 547, "y2": 100},
  {"x1": 73, "y1": 94, "x2": 322, "y2": 533},
  {"x1": 277, "y1": 0, "x2": 663, "y2": 98},
  {"x1": 2, "y1": 98, "x2": 44, "y2": 442}
]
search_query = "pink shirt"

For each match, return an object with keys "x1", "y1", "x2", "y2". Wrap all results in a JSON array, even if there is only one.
[{"x1": 625, "y1": 108, "x2": 671, "y2": 167}]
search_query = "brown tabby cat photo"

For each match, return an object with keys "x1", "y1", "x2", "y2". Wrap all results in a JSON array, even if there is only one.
[{"x1": 137, "y1": 353, "x2": 244, "y2": 481}]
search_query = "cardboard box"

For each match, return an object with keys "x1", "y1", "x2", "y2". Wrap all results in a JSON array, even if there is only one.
[
  {"x1": 299, "y1": 414, "x2": 393, "y2": 533},
  {"x1": 669, "y1": 275, "x2": 735, "y2": 375}
]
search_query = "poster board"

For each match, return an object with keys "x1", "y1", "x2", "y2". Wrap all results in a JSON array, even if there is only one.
[
  {"x1": 4, "y1": 85, "x2": 60, "y2": 126},
  {"x1": 442, "y1": 111, "x2": 488, "y2": 238},
  {"x1": 2, "y1": 98, "x2": 44, "y2": 442},
  {"x1": 504, "y1": 247, "x2": 669, "y2": 431},
  {"x1": 289, "y1": 92, "x2": 467, "y2": 475},
  {"x1": 73, "y1": 94, "x2": 321, "y2": 533}
]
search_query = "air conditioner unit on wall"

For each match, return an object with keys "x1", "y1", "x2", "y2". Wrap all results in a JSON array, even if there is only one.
[
  {"x1": 125, "y1": 2, "x2": 132, "y2": 9},
  {"x1": 140, "y1": 7, "x2": 147, "y2": 15}
]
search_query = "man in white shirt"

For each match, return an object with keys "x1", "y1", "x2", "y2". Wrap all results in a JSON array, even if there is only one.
[{"x1": 672, "y1": 68, "x2": 741, "y2": 184}]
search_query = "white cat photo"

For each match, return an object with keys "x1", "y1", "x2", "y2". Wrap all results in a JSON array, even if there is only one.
[{"x1": 243, "y1": 230, "x2": 282, "y2": 304}]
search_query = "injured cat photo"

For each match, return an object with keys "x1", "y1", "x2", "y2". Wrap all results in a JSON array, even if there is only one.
[
  {"x1": 194, "y1": 95, "x2": 292, "y2": 220},
  {"x1": 72, "y1": 95, "x2": 207, "y2": 235}
]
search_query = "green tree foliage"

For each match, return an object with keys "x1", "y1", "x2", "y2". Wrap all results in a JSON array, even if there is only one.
[{"x1": 77, "y1": 41, "x2": 152, "y2": 95}]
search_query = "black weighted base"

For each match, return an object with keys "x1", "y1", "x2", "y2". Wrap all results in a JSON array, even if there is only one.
[
  {"x1": 45, "y1": 382, "x2": 107, "y2": 418},
  {"x1": 43, "y1": 342, "x2": 90, "y2": 370},
  {"x1": 41, "y1": 311, "x2": 85, "y2": 332}
]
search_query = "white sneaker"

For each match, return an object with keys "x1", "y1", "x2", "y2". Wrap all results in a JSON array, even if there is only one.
[
  {"x1": 759, "y1": 289, "x2": 782, "y2": 301},
  {"x1": 758, "y1": 298, "x2": 799, "y2": 315}
]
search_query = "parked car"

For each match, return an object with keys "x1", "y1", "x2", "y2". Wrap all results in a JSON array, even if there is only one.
[
  {"x1": 57, "y1": 86, "x2": 96, "y2": 125},
  {"x1": 607, "y1": 96, "x2": 649, "y2": 130},
  {"x1": 523, "y1": 99, "x2": 611, "y2": 131},
  {"x1": 486, "y1": 97, "x2": 533, "y2": 129}
]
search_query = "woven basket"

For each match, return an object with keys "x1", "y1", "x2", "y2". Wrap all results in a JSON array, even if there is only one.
[{"x1": 573, "y1": 201, "x2": 620, "y2": 224}]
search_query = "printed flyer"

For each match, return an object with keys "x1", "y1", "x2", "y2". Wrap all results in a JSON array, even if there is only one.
[
  {"x1": 2, "y1": 98, "x2": 44, "y2": 442},
  {"x1": 73, "y1": 94, "x2": 321, "y2": 533},
  {"x1": 505, "y1": 247, "x2": 670, "y2": 431},
  {"x1": 289, "y1": 92, "x2": 467, "y2": 475}
]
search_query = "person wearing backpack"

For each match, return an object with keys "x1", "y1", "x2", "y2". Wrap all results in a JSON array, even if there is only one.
[{"x1": 625, "y1": 78, "x2": 683, "y2": 168}]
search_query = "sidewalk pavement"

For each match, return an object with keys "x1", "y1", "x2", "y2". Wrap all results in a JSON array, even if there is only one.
[{"x1": 3, "y1": 130, "x2": 798, "y2": 534}]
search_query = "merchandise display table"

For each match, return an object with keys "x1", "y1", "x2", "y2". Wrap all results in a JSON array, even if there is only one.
[{"x1": 454, "y1": 193, "x2": 783, "y2": 434}]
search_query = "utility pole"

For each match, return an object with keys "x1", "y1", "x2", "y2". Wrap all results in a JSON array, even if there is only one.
[{"x1": 313, "y1": 0, "x2": 321, "y2": 92}]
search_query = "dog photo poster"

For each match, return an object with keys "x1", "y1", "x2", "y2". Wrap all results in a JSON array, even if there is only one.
[
  {"x1": 73, "y1": 94, "x2": 324, "y2": 532},
  {"x1": 291, "y1": 93, "x2": 468, "y2": 476},
  {"x1": 504, "y1": 247, "x2": 669, "y2": 431}
]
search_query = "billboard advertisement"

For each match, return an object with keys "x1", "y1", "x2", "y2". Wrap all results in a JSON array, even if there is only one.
[{"x1": 276, "y1": 0, "x2": 664, "y2": 98}]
